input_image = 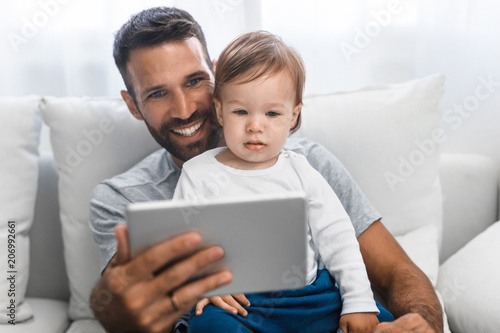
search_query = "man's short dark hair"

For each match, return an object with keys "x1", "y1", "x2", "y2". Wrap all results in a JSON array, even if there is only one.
[{"x1": 113, "y1": 7, "x2": 212, "y2": 100}]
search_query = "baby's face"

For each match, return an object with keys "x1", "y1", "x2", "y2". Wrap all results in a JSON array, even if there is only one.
[{"x1": 214, "y1": 70, "x2": 301, "y2": 169}]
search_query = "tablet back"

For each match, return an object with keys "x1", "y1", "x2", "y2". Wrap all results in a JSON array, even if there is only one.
[{"x1": 126, "y1": 192, "x2": 308, "y2": 296}]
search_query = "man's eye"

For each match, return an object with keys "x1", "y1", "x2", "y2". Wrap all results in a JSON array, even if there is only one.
[
  {"x1": 150, "y1": 91, "x2": 166, "y2": 99},
  {"x1": 234, "y1": 110, "x2": 248, "y2": 115},
  {"x1": 266, "y1": 111, "x2": 280, "y2": 117},
  {"x1": 187, "y1": 78, "x2": 201, "y2": 86}
]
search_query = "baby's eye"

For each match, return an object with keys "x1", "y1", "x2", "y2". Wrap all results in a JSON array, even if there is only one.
[
  {"x1": 234, "y1": 110, "x2": 248, "y2": 115},
  {"x1": 266, "y1": 111, "x2": 280, "y2": 117}
]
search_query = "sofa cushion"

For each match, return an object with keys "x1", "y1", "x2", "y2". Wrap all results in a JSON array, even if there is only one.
[
  {"x1": 438, "y1": 153, "x2": 499, "y2": 262},
  {"x1": 9, "y1": 298, "x2": 69, "y2": 333},
  {"x1": 40, "y1": 97, "x2": 160, "y2": 320},
  {"x1": 66, "y1": 319, "x2": 105, "y2": 333},
  {"x1": 0, "y1": 96, "x2": 42, "y2": 324},
  {"x1": 395, "y1": 225, "x2": 439, "y2": 286},
  {"x1": 437, "y1": 221, "x2": 500, "y2": 333},
  {"x1": 296, "y1": 74, "x2": 445, "y2": 239},
  {"x1": 384, "y1": 224, "x2": 451, "y2": 332}
]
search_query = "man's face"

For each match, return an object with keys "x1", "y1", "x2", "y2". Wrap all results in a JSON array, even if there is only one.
[{"x1": 123, "y1": 37, "x2": 221, "y2": 167}]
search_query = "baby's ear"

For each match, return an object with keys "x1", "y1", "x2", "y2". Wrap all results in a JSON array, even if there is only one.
[
  {"x1": 214, "y1": 98, "x2": 223, "y2": 126},
  {"x1": 291, "y1": 103, "x2": 302, "y2": 128}
]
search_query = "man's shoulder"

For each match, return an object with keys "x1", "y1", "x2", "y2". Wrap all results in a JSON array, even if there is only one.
[
  {"x1": 96, "y1": 149, "x2": 179, "y2": 199},
  {"x1": 285, "y1": 136, "x2": 328, "y2": 154},
  {"x1": 285, "y1": 137, "x2": 342, "y2": 167},
  {"x1": 284, "y1": 136, "x2": 318, "y2": 154}
]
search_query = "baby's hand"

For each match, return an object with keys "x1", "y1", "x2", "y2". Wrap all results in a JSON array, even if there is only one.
[
  {"x1": 339, "y1": 312, "x2": 379, "y2": 333},
  {"x1": 195, "y1": 294, "x2": 250, "y2": 317}
]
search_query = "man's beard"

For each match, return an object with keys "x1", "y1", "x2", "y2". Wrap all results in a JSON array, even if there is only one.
[{"x1": 143, "y1": 106, "x2": 221, "y2": 163}]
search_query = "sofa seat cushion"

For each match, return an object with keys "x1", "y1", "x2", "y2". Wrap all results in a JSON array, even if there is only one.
[
  {"x1": 437, "y1": 221, "x2": 500, "y2": 333},
  {"x1": 9, "y1": 298, "x2": 69, "y2": 333},
  {"x1": 66, "y1": 319, "x2": 106, "y2": 333}
]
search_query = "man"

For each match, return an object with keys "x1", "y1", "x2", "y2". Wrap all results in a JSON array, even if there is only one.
[{"x1": 89, "y1": 7, "x2": 443, "y2": 333}]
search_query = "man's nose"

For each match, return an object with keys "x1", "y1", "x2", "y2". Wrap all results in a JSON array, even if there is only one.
[{"x1": 171, "y1": 89, "x2": 194, "y2": 119}]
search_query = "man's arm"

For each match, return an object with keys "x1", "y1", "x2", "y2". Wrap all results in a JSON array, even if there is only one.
[
  {"x1": 358, "y1": 221, "x2": 443, "y2": 333},
  {"x1": 90, "y1": 225, "x2": 232, "y2": 333}
]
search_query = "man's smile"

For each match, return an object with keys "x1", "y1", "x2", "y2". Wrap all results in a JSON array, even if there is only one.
[{"x1": 171, "y1": 120, "x2": 204, "y2": 137}]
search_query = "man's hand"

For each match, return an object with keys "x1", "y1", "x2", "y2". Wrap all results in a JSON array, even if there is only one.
[
  {"x1": 90, "y1": 224, "x2": 232, "y2": 333},
  {"x1": 339, "y1": 312, "x2": 379, "y2": 333},
  {"x1": 374, "y1": 313, "x2": 436, "y2": 333},
  {"x1": 195, "y1": 294, "x2": 250, "y2": 317}
]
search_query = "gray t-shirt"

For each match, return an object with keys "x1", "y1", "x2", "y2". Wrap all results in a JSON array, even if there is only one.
[{"x1": 89, "y1": 137, "x2": 381, "y2": 273}]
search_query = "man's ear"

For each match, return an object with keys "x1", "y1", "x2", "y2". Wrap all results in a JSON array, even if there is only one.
[
  {"x1": 121, "y1": 90, "x2": 143, "y2": 120},
  {"x1": 214, "y1": 98, "x2": 223, "y2": 126},
  {"x1": 291, "y1": 103, "x2": 302, "y2": 129}
]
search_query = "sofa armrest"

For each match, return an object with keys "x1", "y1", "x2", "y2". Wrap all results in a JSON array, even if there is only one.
[
  {"x1": 26, "y1": 151, "x2": 70, "y2": 301},
  {"x1": 439, "y1": 153, "x2": 499, "y2": 263}
]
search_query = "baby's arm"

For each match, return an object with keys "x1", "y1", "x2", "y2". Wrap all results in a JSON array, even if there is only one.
[
  {"x1": 195, "y1": 294, "x2": 250, "y2": 317},
  {"x1": 303, "y1": 159, "x2": 379, "y2": 315},
  {"x1": 340, "y1": 313, "x2": 379, "y2": 333}
]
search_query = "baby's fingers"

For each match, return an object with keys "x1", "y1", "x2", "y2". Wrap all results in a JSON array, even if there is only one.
[
  {"x1": 221, "y1": 295, "x2": 248, "y2": 317},
  {"x1": 195, "y1": 298, "x2": 210, "y2": 316},
  {"x1": 233, "y1": 293, "x2": 251, "y2": 307},
  {"x1": 208, "y1": 295, "x2": 237, "y2": 315}
]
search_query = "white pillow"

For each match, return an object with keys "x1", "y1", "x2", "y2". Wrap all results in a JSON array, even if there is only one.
[
  {"x1": 295, "y1": 74, "x2": 445, "y2": 238},
  {"x1": 437, "y1": 221, "x2": 500, "y2": 333},
  {"x1": 40, "y1": 97, "x2": 160, "y2": 320},
  {"x1": 391, "y1": 225, "x2": 451, "y2": 333},
  {"x1": 0, "y1": 96, "x2": 42, "y2": 324},
  {"x1": 395, "y1": 225, "x2": 439, "y2": 286}
]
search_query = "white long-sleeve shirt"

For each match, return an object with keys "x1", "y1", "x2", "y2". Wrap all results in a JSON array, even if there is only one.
[{"x1": 173, "y1": 147, "x2": 378, "y2": 315}]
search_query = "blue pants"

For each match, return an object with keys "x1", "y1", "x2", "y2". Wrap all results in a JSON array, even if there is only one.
[{"x1": 187, "y1": 269, "x2": 394, "y2": 333}]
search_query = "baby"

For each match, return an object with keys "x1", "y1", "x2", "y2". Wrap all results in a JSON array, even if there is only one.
[{"x1": 174, "y1": 31, "x2": 393, "y2": 333}]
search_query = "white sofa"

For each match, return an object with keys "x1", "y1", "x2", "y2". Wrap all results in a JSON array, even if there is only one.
[{"x1": 2, "y1": 75, "x2": 499, "y2": 333}]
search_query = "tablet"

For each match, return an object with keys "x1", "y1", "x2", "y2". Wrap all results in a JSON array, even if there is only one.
[{"x1": 126, "y1": 192, "x2": 308, "y2": 296}]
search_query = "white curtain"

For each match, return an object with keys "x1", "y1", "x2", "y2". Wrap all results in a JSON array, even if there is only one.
[
  {"x1": 1, "y1": 0, "x2": 499, "y2": 163},
  {"x1": 261, "y1": 0, "x2": 500, "y2": 164},
  {"x1": 0, "y1": 0, "x2": 255, "y2": 97}
]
